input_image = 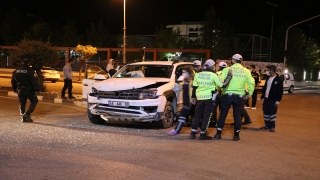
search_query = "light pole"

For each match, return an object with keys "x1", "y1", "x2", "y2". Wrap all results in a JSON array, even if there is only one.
[
  {"x1": 309, "y1": 24, "x2": 313, "y2": 39},
  {"x1": 283, "y1": 14, "x2": 320, "y2": 72},
  {"x1": 123, "y1": 0, "x2": 127, "y2": 64},
  {"x1": 267, "y1": 2, "x2": 278, "y2": 62}
]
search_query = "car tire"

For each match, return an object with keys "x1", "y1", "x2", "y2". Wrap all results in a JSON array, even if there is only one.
[
  {"x1": 87, "y1": 109, "x2": 105, "y2": 124},
  {"x1": 154, "y1": 101, "x2": 174, "y2": 129},
  {"x1": 51, "y1": 80, "x2": 57, "y2": 83},
  {"x1": 288, "y1": 85, "x2": 294, "y2": 93}
]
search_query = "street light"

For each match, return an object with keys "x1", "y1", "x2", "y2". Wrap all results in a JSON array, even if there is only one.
[
  {"x1": 309, "y1": 24, "x2": 313, "y2": 39},
  {"x1": 123, "y1": 0, "x2": 127, "y2": 64},
  {"x1": 267, "y1": 2, "x2": 278, "y2": 62},
  {"x1": 283, "y1": 14, "x2": 320, "y2": 72}
]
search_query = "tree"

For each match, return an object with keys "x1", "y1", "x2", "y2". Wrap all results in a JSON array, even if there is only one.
[
  {"x1": 0, "y1": 8, "x2": 29, "y2": 45},
  {"x1": 152, "y1": 26, "x2": 182, "y2": 60},
  {"x1": 9, "y1": 39, "x2": 60, "y2": 91},
  {"x1": 272, "y1": 24, "x2": 320, "y2": 69},
  {"x1": 55, "y1": 20, "x2": 82, "y2": 47},
  {"x1": 23, "y1": 21, "x2": 53, "y2": 42},
  {"x1": 75, "y1": 44, "x2": 97, "y2": 81},
  {"x1": 202, "y1": 6, "x2": 234, "y2": 60},
  {"x1": 86, "y1": 21, "x2": 116, "y2": 47}
]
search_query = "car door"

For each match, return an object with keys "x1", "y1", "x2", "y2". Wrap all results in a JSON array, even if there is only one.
[{"x1": 82, "y1": 64, "x2": 109, "y2": 100}]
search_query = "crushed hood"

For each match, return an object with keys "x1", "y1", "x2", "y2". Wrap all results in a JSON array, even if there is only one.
[{"x1": 93, "y1": 78, "x2": 170, "y2": 91}]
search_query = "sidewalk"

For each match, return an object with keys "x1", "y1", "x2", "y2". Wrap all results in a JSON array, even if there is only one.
[
  {"x1": 0, "y1": 84, "x2": 86, "y2": 109},
  {"x1": 0, "y1": 68, "x2": 83, "y2": 83}
]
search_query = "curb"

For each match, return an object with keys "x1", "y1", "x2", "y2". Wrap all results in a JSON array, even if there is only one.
[{"x1": 4, "y1": 90, "x2": 87, "y2": 108}]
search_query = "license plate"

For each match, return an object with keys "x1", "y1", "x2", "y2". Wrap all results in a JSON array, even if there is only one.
[{"x1": 108, "y1": 101, "x2": 129, "y2": 107}]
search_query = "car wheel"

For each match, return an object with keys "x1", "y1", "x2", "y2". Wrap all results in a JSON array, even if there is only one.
[
  {"x1": 87, "y1": 109, "x2": 105, "y2": 124},
  {"x1": 288, "y1": 85, "x2": 294, "y2": 93},
  {"x1": 51, "y1": 80, "x2": 57, "y2": 83},
  {"x1": 154, "y1": 101, "x2": 174, "y2": 129}
]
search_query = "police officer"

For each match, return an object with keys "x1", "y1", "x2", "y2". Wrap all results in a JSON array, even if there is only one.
[
  {"x1": 211, "y1": 61, "x2": 228, "y2": 124},
  {"x1": 186, "y1": 60, "x2": 202, "y2": 126},
  {"x1": 190, "y1": 59, "x2": 232, "y2": 140},
  {"x1": 213, "y1": 54, "x2": 255, "y2": 141},
  {"x1": 11, "y1": 59, "x2": 40, "y2": 123},
  {"x1": 245, "y1": 64, "x2": 260, "y2": 109}
]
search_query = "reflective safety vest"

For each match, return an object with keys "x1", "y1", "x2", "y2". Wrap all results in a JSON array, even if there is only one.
[
  {"x1": 220, "y1": 63, "x2": 255, "y2": 96},
  {"x1": 193, "y1": 70, "x2": 223, "y2": 100}
]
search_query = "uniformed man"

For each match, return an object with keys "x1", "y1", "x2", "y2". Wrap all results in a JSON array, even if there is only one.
[
  {"x1": 211, "y1": 61, "x2": 228, "y2": 124},
  {"x1": 190, "y1": 59, "x2": 232, "y2": 140},
  {"x1": 213, "y1": 54, "x2": 255, "y2": 141},
  {"x1": 192, "y1": 60, "x2": 202, "y2": 73},
  {"x1": 186, "y1": 60, "x2": 202, "y2": 125},
  {"x1": 11, "y1": 59, "x2": 40, "y2": 123},
  {"x1": 245, "y1": 64, "x2": 260, "y2": 109}
]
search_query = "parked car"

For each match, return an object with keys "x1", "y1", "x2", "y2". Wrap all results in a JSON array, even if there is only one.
[
  {"x1": 41, "y1": 66, "x2": 61, "y2": 83},
  {"x1": 257, "y1": 72, "x2": 295, "y2": 93},
  {"x1": 82, "y1": 61, "x2": 193, "y2": 128}
]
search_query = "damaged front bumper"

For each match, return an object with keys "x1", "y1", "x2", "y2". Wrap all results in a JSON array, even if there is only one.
[{"x1": 87, "y1": 95, "x2": 167, "y2": 122}]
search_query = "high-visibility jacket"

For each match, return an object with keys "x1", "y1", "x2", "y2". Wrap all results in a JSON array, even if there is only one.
[{"x1": 219, "y1": 63, "x2": 255, "y2": 96}]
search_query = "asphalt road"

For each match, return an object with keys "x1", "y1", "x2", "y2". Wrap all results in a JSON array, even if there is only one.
[{"x1": 0, "y1": 93, "x2": 320, "y2": 179}]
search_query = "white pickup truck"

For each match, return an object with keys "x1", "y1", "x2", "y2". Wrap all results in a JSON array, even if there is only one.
[{"x1": 82, "y1": 61, "x2": 193, "y2": 128}]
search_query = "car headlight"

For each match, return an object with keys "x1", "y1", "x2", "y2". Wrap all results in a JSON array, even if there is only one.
[
  {"x1": 138, "y1": 89, "x2": 158, "y2": 100},
  {"x1": 89, "y1": 87, "x2": 99, "y2": 96}
]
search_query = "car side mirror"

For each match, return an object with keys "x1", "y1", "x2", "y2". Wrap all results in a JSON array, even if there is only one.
[{"x1": 93, "y1": 74, "x2": 107, "y2": 80}]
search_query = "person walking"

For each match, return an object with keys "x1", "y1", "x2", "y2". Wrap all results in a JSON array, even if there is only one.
[
  {"x1": 213, "y1": 54, "x2": 255, "y2": 141},
  {"x1": 258, "y1": 65, "x2": 283, "y2": 132},
  {"x1": 11, "y1": 59, "x2": 40, "y2": 123},
  {"x1": 245, "y1": 64, "x2": 260, "y2": 109},
  {"x1": 189, "y1": 59, "x2": 232, "y2": 140},
  {"x1": 61, "y1": 59, "x2": 75, "y2": 99},
  {"x1": 167, "y1": 66, "x2": 195, "y2": 136}
]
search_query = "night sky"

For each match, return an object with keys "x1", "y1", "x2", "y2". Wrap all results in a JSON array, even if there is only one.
[{"x1": 1, "y1": 0, "x2": 319, "y2": 41}]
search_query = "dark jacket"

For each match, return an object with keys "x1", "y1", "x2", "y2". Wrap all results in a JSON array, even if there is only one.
[
  {"x1": 260, "y1": 75, "x2": 283, "y2": 102},
  {"x1": 251, "y1": 71, "x2": 260, "y2": 86},
  {"x1": 11, "y1": 66, "x2": 40, "y2": 92}
]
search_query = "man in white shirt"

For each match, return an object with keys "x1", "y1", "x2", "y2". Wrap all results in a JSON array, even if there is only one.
[{"x1": 258, "y1": 65, "x2": 283, "y2": 132}]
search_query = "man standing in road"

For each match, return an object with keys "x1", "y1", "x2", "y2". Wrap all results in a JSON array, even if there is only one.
[
  {"x1": 245, "y1": 64, "x2": 260, "y2": 109},
  {"x1": 11, "y1": 59, "x2": 40, "y2": 122},
  {"x1": 258, "y1": 65, "x2": 283, "y2": 132},
  {"x1": 61, "y1": 59, "x2": 75, "y2": 99},
  {"x1": 213, "y1": 54, "x2": 255, "y2": 141},
  {"x1": 190, "y1": 59, "x2": 233, "y2": 140}
]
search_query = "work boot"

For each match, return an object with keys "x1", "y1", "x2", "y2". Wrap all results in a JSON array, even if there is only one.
[
  {"x1": 189, "y1": 131, "x2": 196, "y2": 139},
  {"x1": 68, "y1": 96, "x2": 75, "y2": 99},
  {"x1": 233, "y1": 135, "x2": 240, "y2": 141},
  {"x1": 213, "y1": 130, "x2": 222, "y2": 139},
  {"x1": 233, "y1": 132, "x2": 240, "y2": 141},
  {"x1": 199, "y1": 132, "x2": 212, "y2": 140},
  {"x1": 242, "y1": 120, "x2": 252, "y2": 125},
  {"x1": 22, "y1": 113, "x2": 33, "y2": 123}
]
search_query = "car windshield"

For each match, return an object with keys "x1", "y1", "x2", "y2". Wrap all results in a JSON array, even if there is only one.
[{"x1": 114, "y1": 64, "x2": 172, "y2": 78}]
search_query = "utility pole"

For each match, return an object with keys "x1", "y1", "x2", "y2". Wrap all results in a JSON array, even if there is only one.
[{"x1": 267, "y1": 2, "x2": 278, "y2": 62}]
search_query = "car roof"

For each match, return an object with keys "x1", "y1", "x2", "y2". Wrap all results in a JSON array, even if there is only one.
[{"x1": 128, "y1": 61, "x2": 193, "y2": 66}]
